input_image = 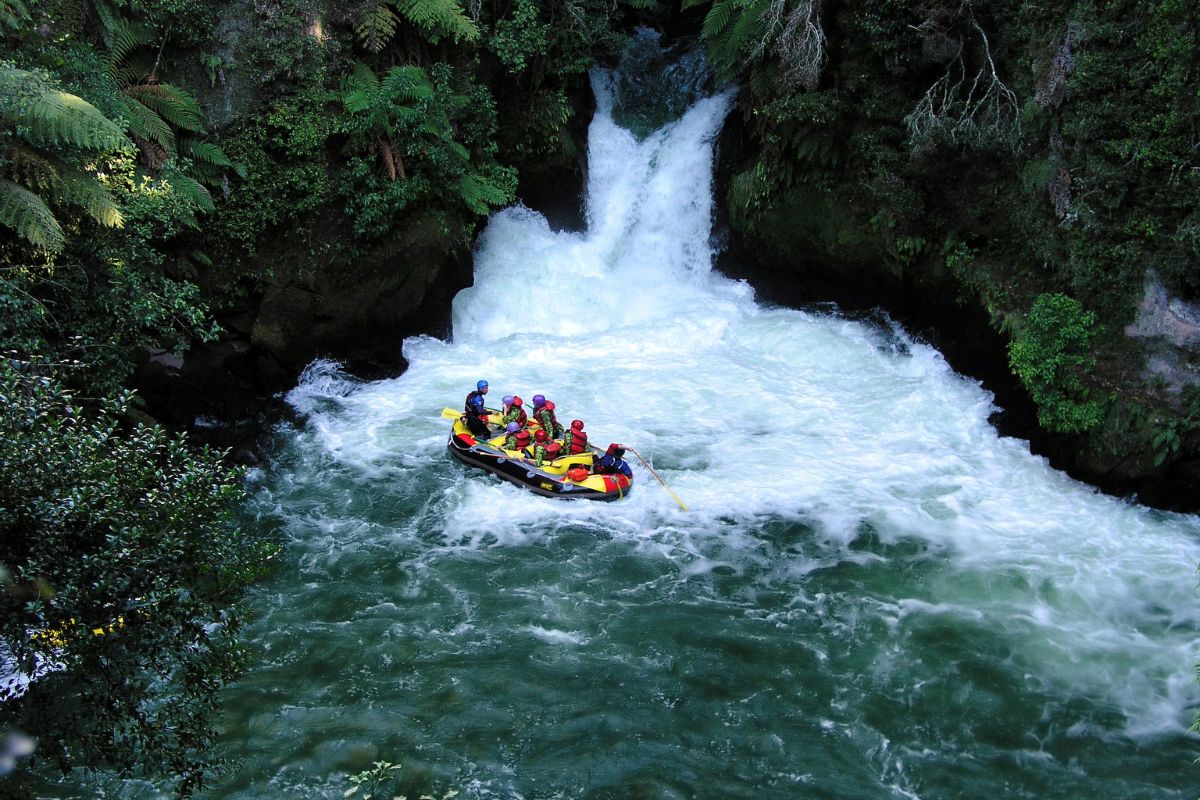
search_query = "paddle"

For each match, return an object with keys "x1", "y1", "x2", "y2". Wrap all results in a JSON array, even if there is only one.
[
  {"x1": 442, "y1": 407, "x2": 502, "y2": 419},
  {"x1": 626, "y1": 447, "x2": 688, "y2": 512}
]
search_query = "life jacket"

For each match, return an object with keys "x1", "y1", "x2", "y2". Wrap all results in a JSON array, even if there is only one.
[
  {"x1": 465, "y1": 391, "x2": 486, "y2": 416},
  {"x1": 504, "y1": 406, "x2": 527, "y2": 427},
  {"x1": 512, "y1": 430, "x2": 532, "y2": 450},
  {"x1": 564, "y1": 428, "x2": 588, "y2": 455}
]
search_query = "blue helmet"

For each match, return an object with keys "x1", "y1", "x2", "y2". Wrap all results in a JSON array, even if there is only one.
[
  {"x1": 477, "y1": 380, "x2": 489, "y2": 392},
  {"x1": 506, "y1": 421, "x2": 520, "y2": 433},
  {"x1": 532, "y1": 394, "x2": 545, "y2": 407}
]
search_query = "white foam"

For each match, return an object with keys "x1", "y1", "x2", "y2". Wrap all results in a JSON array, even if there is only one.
[{"x1": 274, "y1": 66, "x2": 1200, "y2": 744}]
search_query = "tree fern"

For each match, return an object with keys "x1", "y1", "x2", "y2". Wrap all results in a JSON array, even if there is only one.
[
  {"x1": 165, "y1": 171, "x2": 214, "y2": 215},
  {"x1": 119, "y1": 94, "x2": 175, "y2": 150},
  {"x1": 123, "y1": 84, "x2": 204, "y2": 133},
  {"x1": 0, "y1": 0, "x2": 29, "y2": 30},
  {"x1": 178, "y1": 135, "x2": 242, "y2": 186},
  {"x1": 356, "y1": 1, "x2": 399, "y2": 53},
  {"x1": 457, "y1": 171, "x2": 511, "y2": 215},
  {"x1": 57, "y1": 167, "x2": 123, "y2": 228},
  {"x1": 0, "y1": 68, "x2": 128, "y2": 152},
  {"x1": 702, "y1": 0, "x2": 735, "y2": 41},
  {"x1": 394, "y1": 0, "x2": 479, "y2": 43},
  {"x1": 381, "y1": 65, "x2": 434, "y2": 103},
  {"x1": 0, "y1": 178, "x2": 66, "y2": 252},
  {"x1": 3, "y1": 140, "x2": 59, "y2": 191},
  {"x1": 104, "y1": 18, "x2": 156, "y2": 75}
]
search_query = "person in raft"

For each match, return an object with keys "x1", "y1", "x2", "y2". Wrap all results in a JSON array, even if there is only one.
[
  {"x1": 594, "y1": 443, "x2": 633, "y2": 479},
  {"x1": 504, "y1": 421, "x2": 528, "y2": 450},
  {"x1": 464, "y1": 379, "x2": 490, "y2": 437},
  {"x1": 528, "y1": 429, "x2": 562, "y2": 466},
  {"x1": 501, "y1": 395, "x2": 515, "y2": 419},
  {"x1": 531, "y1": 395, "x2": 563, "y2": 437},
  {"x1": 563, "y1": 419, "x2": 588, "y2": 454},
  {"x1": 503, "y1": 395, "x2": 528, "y2": 429}
]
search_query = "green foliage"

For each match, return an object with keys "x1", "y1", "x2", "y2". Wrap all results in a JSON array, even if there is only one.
[
  {"x1": 489, "y1": 0, "x2": 549, "y2": 73},
  {"x1": 355, "y1": 0, "x2": 479, "y2": 53},
  {"x1": 0, "y1": 64, "x2": 130, "y2": 252},
  {"x1": 101, "y1": 17, "x2": 238, "y2": 192},
  {"x1": 202, "y1": 84, "x2": 336, "y2": 274},
  {"x1": 338, "y1": 62, "x2": 515, "y2": 239},
  {"x1": 345, "y1": 761, "x2": 459, "y2": 800},
  {"x1": 1008, "y1": 293, "x2": 1104, "y2": 433},
  {"x1": 1, "y1": 147, "x2": 221, "y2": 395},
  {"x1": 0, "y1": 359, "x2": 273, "y2": 796},
  {"x1": 0, "y1": 0, "x2": 29, "y2": 30}
]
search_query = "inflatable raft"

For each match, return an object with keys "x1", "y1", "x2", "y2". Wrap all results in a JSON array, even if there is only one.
[{"x1": 447, "y1": 411, "x2": 633, "y2": 500}]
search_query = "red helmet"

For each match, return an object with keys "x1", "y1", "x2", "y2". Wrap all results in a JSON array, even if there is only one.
[
  {"x1": 571, "y1": 419, "x2": 584, "y2": 431},
  {"x1": 512, "y1": 395, "x2": 522, "y2": 406},
  {"x1": 544, "y1": 400, "x2": 555, "y2": 411},
  {"x1": 535, "y1": 429, "x2": 548, "y2": 442}
]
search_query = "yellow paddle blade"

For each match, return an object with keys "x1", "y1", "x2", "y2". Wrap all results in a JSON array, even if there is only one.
[{"x1": 441, "y1": 407, "x2": 462, "y2": 419}]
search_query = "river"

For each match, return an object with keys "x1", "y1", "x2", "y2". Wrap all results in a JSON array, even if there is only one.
[{"x1": 208, "y1": 41, "x2": 1199, "y2": 800}]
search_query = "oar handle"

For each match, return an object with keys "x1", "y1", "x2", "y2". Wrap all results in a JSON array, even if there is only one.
[{"x1": 627, "y1": 447, "x2": 688, "y2": 512}]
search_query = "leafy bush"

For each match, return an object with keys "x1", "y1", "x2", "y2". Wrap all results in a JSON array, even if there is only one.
[
  {"x1": 0, "y1": 360, "x2": 273, "y2": 795},
  {"x1": 337, "y1": 62, "x2": 515, "y2": 240},
  {"x1": 1008, "y1": 292, "x2": 1103, "y2": 433}
]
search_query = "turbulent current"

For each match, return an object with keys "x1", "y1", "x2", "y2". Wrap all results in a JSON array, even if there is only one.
[{"x1": 207, "y1": 65, "x2": 1199, "y2": 798}]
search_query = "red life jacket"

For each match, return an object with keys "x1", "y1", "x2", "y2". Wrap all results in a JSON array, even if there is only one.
[
  {"x1": 513, "y1": 430, "x2": 532, "y2": 449},
  {"x1": 565, "y1": 429, "x2": 588, "y2": 454}
]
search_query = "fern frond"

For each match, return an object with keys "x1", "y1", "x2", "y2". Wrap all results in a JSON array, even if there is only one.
[
  {"x1": 0, "y1": 67, "x2": 129, "y2": 152},
  {"x1": 447, "y1": 140, "x2": 470, "y2": 165},
  {"x1": 355, "y1": 1, "x2": 400, "y2": 53},
  {"x1": 183, "y1": 159, "x2": 227, "y2": 186},
  {"x1": 124, "y1": 83, "x2": 204, "y2": 133},
  {"x1": 177, "y1": 136, "x2": 234, "y2": 168},
  {"x1": 702, "y1": 0, "x2": 734, "y2": 39},
  {"x1": 165, "y1": 170, "x2": 214, "y2": 215},
  {"x1": 95, "y1": 0, "x2": 120, "y2": 37},
  {"x1": 0, "y1": 0, "x2": 31, "y2": 30},
  {"x1": 57, "y1": 167, "x2": 123, "y2": 228},
  {"x1": 680, "y1": 0, "x2": 709, "y2": 9},
  {"x1": 118, "y1": 95, "x2": 175, "y2": 150},
  {"x1": 341, "y1": 63, "x2": 381, "y2": 112},
  {"x1": 725, "y1": 0, "x2": 768, "y2": 63},
  {"x1": 748, "y1": 62, "x2": 774, "y2": 99},
  {"x1": 104, "y1": 19, "x2": 156, "y2": 75},
  {"x1": 394, "y1": 0, "x2": 479, "y2": 42},
  {"x1": 0, "y1": 178, "x2": 66, "y2": 252},
  {"x1": 457, "y1": 172, "x2": 510, "y2": 215},
  {"x1": 620, "y1": 0, "x2": 656, "y2": 8},
  {"x1": 381, "y1": 65, "x2": 433, "y2": 103},
  {"x1": 2, "y1": 142, "x2": 61, "y2": 191}
]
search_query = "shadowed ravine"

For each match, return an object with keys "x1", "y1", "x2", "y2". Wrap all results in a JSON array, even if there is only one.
[{"x1": 208, "y1": 54, "x2": 1200, "y2": 799}]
